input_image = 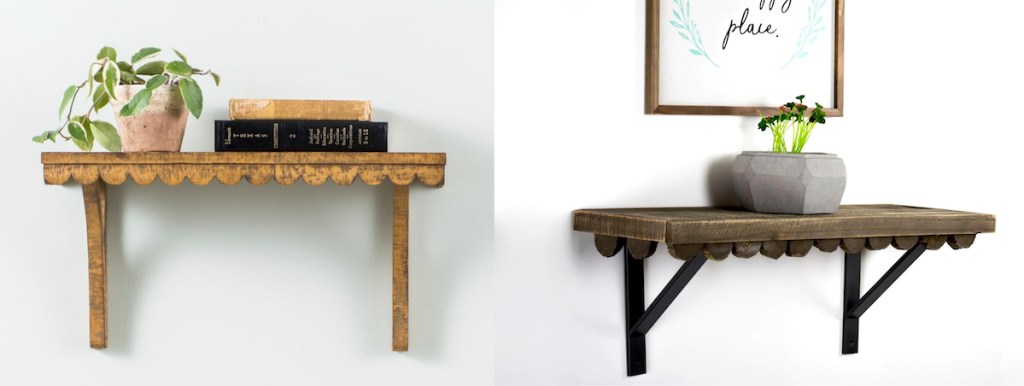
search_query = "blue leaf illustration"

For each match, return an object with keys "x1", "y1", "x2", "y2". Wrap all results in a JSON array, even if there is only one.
[
  {"x1": 782, "y1": 0, "x2": 828, "y2": 69},
  {"x1": 667, "y1": 0, "x2": 718, "y2": 67}
]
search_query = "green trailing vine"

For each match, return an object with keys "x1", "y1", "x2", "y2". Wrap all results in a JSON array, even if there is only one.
[
  {"x1": 669, "y1": 0, "x2": 718, "y2": 68},
  {"x1": 757, "y1": 95, "x2": 827, "y2": 153},
  {"x1": 33, "y1": 46, "x2": 220, "y2": 151},
  {"x1": 781, "y1": 0, "x2": 827, "y2": 69}
]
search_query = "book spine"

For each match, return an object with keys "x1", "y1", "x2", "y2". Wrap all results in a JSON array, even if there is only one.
[
  {"x1": 215, "y1": 120, "x2": 387, "y2": 152},
  {"x1": 229, "y1": 99, "x2": 372, "y2": 121}
]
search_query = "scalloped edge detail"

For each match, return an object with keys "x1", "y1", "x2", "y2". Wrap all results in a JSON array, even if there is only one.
[{"x1": 44, "y1": 164, "x2": 445, "y2": 187}]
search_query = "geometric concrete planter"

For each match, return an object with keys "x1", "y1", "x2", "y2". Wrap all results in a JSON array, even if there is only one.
[{"x1": 732, "y1": 151, "x2": 847, "y2": 214}]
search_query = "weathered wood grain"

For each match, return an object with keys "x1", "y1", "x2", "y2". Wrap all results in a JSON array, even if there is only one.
[
  {"x1": 787, "y1": 240, "x2": 814, "y2": 257},
  {"x1": 627, "y1": 239, "x2": 658, "y2": 259},
  {"x1": 922, "y1": 235, "x2": 946, "y2": 250},
  {"x1": 892, "y1": 236, "x2": 920, "y2": 250},
  {"x1": 573, "y1": 205, "x2": 995, "y2": 244},
  {"x1": 83, "y1": 182, "x2": 107, "y2": 349},
  {"x1": 704, "y1": 243, "x2": 732, "y2": 260},
  {"x1": 814, "y1": 239, "x2": 841, "y2": 252},
  {"x1": 392, "y1": 184, "x2": 409, "y2": 352},
  {"x1": 732, "y1": 241, "x2": 761, "y2": 258},
  {"x1": 760, "y1": 241, "x2": 787, "y2": 259},
  {"x1": 948, "y1": 234, "x2": 976, "y2": 250},
  {"x1": 41, "y1": 152, "x2": 446, "y2": 187},
  {"x1": 841, "y1": 238, "x2": 865, "y2": 254},
  {"x1": 42, "y1": 152, "x2": 445, "y2": 165},
  {"x1": 669, "y1": 244, "x2": 702, "y2": 261},
  {"x1": 866, "y1": 237, "x2": 893, "y2": 251},
  {"x1": 594, "y1": 235, "x2": 624, "y2": 257}
]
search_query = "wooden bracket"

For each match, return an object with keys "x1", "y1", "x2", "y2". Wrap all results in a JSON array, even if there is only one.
[
  {"x1": 82, "y1": 182, "x2": 108, "y2": 349},
  {"x1": 392, "y1": 184, "x2": 410, "y2": 352}
]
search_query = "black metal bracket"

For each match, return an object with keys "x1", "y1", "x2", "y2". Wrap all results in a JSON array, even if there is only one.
[
  {"x1": 842, "y1": 243, "x2": 927, "y2": 354},
  {"x1": 624, "y1": 248, "x2": 708, "y2": 376}
]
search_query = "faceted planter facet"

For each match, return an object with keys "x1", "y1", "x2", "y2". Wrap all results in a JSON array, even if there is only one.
[{"x1": 732, "y1": 151, "x2": 847, "y2": 214}]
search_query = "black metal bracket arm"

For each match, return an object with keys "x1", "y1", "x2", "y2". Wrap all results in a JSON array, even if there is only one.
[
  {"x1": 624, "y1": 248, "x2": 708, "y2": 376},
  {"x1": 842, "y1": 243, "x2": 928, "y2": 354}
]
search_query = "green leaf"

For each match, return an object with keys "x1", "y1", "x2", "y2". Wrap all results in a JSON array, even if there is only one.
[
  {"x1": 84, "y1": 118, "x2": 95, "y2": 146},
  {"x1": 119, "y1": 88, "x2": 153, "y2": 116},
  {"x1": 178, "y1": 78, "x2": 203, "y2": 118},
  {"x1": 68, "y1": 121, "x2": 87, "y2": 142},
  {"x1": 96, "y1": 46, "x2": 116, "y2": 61},
  {"x1": 71, "y1": 136, "x2": 93, "y2": 151},
  {"x1": 88, "y1": 65, "x2": 96, "y2": 96},
  {"x1": 136, "y1": 61, "x2": 167, "y2": 75},
  {"x1": 92, "y1": 87, "x2": 109, "y2": 111},
  {"x1": 172, "y1": 49, "x2": 188, "y2": 64},
  {"x1": 121, "y1": 72, "x2": 145, "y2": 84},
  {"x1": 33, "y1": 130, "x2": 61, "y2": 143},
  {"x1": 58, "y1": 85, "x2": 77, "y2": 119},
  {"x1": 688, "y1": 48, "x2": 702, "y2": 56},
  {"x1": 116, "y1": 61, "x2": 134, "y2": 73},
  {"x1": 210, "y1": 72, "x2": 221, "y2": 86},
  {"x1": 90, "y1": 120, "x2": 122, "y2": 152},
  {"x1": 131, "y1": 47, "x2": 161, "y2": 64},
  {"x1": 164, "y1": 61, "x2": 192, "y2": 77},
  {"x1": 102, "y1": 62, "x2": 120, "y2": 100},
  {"x1": 146, "y1": 74, "x2": 167, "y2": 89}
]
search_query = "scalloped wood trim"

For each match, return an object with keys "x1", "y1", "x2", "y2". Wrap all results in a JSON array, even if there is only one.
[
  {"x1": 613, "y1": 234, "x2": 979, "y2": 260},
  {"x1": 43, "y1": 164, "x2": 445, "y2": 187}
]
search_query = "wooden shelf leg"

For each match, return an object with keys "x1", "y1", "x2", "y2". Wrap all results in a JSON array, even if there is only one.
[
  {"x1": 392, "y1": 184, "x2": 410, "y2": 352},
  {"x1": 83, "y1": 182, "x2": 108, "y2": 349}
]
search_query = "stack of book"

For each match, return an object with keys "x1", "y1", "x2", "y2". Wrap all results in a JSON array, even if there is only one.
[{"x1": 215, "y1": 99, "x2": 387, "y2": 152}]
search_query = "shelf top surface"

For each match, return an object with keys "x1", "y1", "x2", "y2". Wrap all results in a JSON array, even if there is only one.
[
  {"x1": 573, "y1": 204, "x2": 996, "y2": 244},
  {"x1": 41, "y1": 152, "x2": 445, "y2": 165}
]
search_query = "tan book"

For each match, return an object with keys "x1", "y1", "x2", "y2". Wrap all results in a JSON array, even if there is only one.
[{"x1": 229, "y1": 99, "x2": 373, "y2": 121}]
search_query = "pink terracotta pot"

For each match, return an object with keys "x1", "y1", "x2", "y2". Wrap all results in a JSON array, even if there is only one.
[{"x1": 109, "y1": 85, "x2": 189, "y2": 152}]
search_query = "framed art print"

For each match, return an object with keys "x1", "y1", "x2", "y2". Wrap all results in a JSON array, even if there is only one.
[{"x1": 645, "y1": 0, "x2": 844, "y2": 116}]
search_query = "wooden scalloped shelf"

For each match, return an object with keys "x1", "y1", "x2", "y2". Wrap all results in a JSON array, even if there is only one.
[
  {"x1": 42, "y1": 152, "x2": 446, "y2": 186},
  {"x1": 41, "y1": 151, "x2": 445, "y2": 351}
]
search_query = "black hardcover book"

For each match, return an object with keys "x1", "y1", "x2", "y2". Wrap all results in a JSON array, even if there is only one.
[{"x1": 215, "y1": 120, "x2": 387, "y2": 152}]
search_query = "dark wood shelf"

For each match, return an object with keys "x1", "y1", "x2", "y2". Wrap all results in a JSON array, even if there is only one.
[{"x1": 572, "y1": 204, "x2": 995, "y2": 376}]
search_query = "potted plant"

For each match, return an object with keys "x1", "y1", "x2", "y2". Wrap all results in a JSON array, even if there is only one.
[
  {"x1": 732, "y1": 95, "x2": 846, "y2": 214},
  {"x1": 33, "y1": 47, "x2": 219, "y2": 152}
]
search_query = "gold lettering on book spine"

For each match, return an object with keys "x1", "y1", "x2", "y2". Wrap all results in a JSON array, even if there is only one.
[{"x1": 273, "y1": 123, "x2": 279, "y2": 149}]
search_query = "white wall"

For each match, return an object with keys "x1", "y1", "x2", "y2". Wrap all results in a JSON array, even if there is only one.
[
  {"x1": 496, "y1": 0, "x2": 1022, "y2": 384},
  {"x1": 0, "y1": 1, "x2": 492, "y2": 385}
]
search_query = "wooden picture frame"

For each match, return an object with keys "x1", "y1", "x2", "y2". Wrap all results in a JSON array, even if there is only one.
[{"x1": 645, "y1": 0, "x2": 845, "y2": 116}]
